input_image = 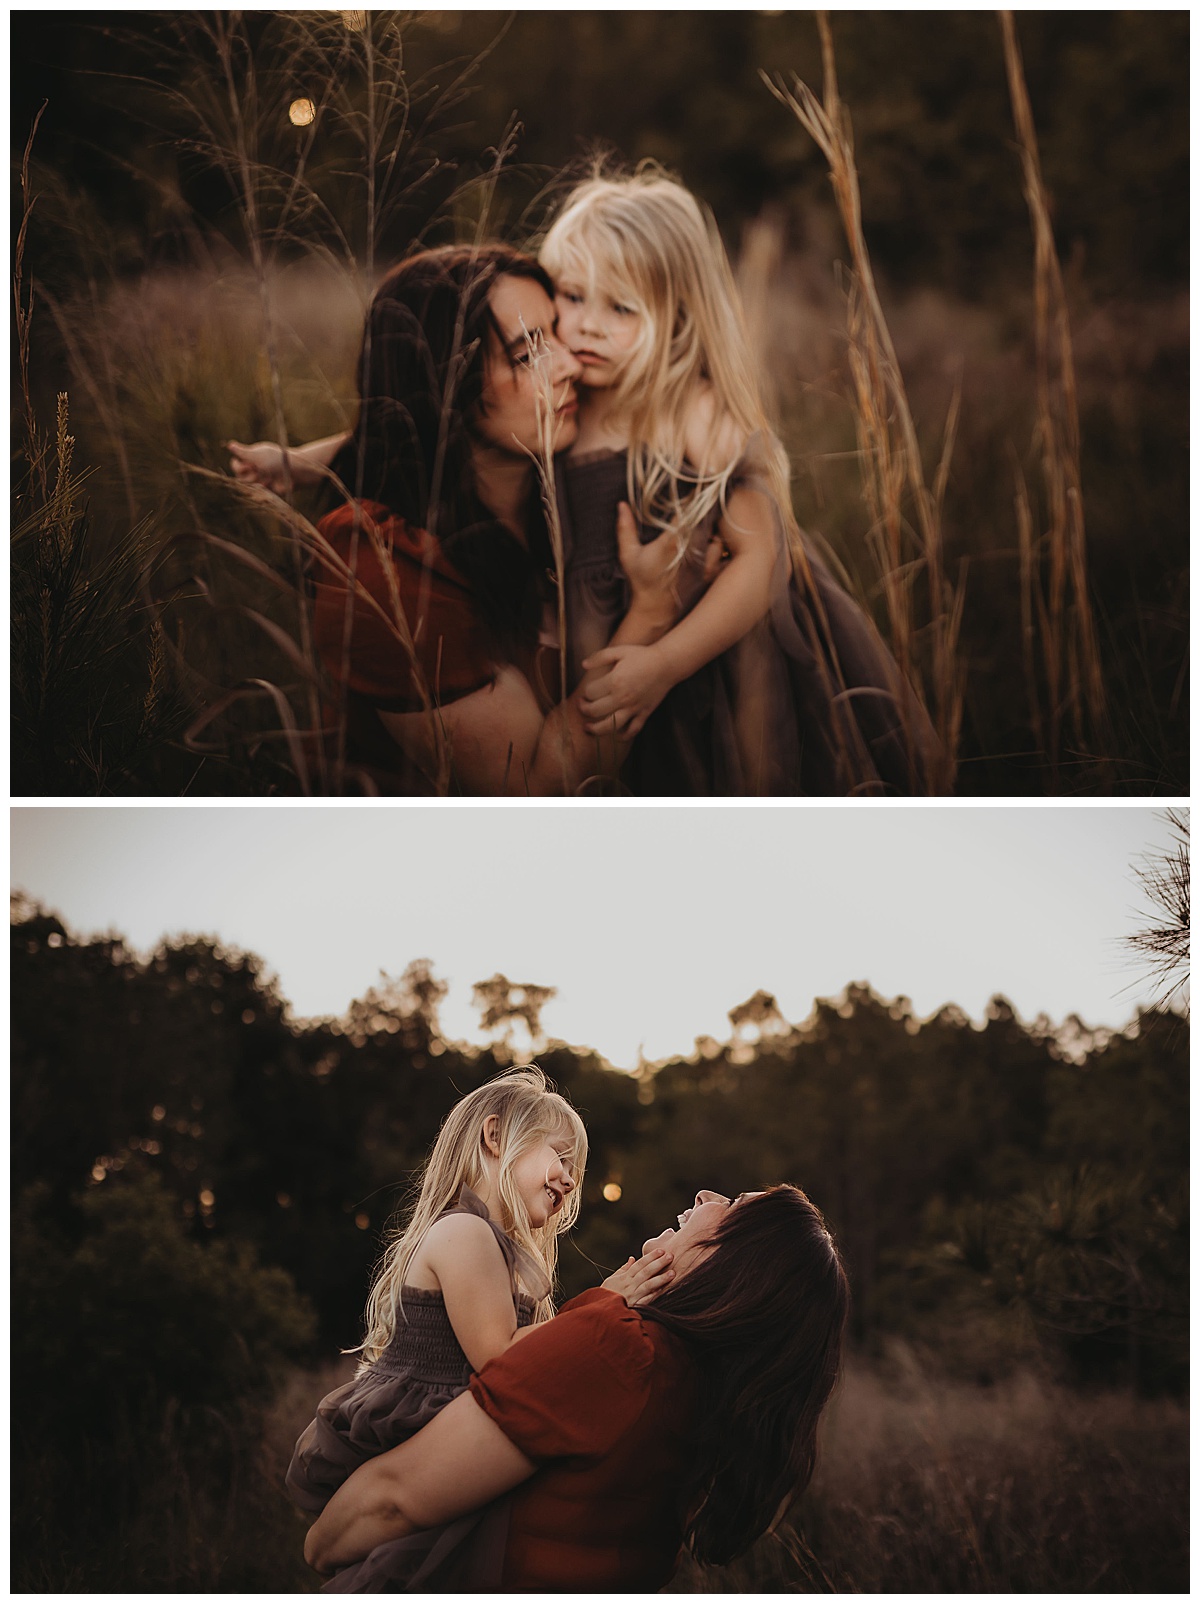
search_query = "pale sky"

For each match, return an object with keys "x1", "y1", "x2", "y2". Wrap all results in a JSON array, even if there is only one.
[{"x1": 9, "y1": 804, "x2": 1183, "y2": 1069}]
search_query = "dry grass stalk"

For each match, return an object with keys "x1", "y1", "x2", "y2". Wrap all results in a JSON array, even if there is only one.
[
  {"x1": 1000, "y1": 12, "x2": 1109, "y2": 785},
  {"x1": 526, "y1": 356, "x2": 569, "y2": 710},
  {"x1": 14, "y1": 106, "x2": 50, "y2": 503},
  {"x1": 765, "y1": 15, "x2": 963, "y2": 792},
  {"x1": 204, "y1": 14, "x2": 327, "y2": 792},
  {"x1": 521, "y1": 328, "x2": 626, "y2": 798},
  {"x1": 1013, "y1": 464, "x2": 1045, "y2": 753},
  {"x1": 187, "y1": 467, "x2": 452, "y2": 796}
]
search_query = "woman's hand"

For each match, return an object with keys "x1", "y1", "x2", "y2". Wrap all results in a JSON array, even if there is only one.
[
  {"x1": 614, "y1": 502, "x2": 678, "y2": 628},
  {"x1": 228, "y1": 431, "x2": 350, "y2": 494},
  {"x1": 579, "y1": 642, "x2": 675, "y2": 737},
  {"x1": 601, "y1": 1245, "x2": 674, "y2": 1307}
]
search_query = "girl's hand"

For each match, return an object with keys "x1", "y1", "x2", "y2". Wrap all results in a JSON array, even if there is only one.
[
  {"x1": 601, "y1": 1246, "x2": 674, "y2": 1307},
  {"x1": 614, "y1": 502, "x2": 678, "y2": 624},
  {"x1": 227, "y1": 439, "x2": 294, "y2": 493},
  {"x1": 579, "y1": 642, "x2": 676, "y2": 737}
]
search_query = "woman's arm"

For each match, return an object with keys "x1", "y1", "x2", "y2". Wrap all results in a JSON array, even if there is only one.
[
  {"x1": 378, "y1": 503, "x2": 679, "y2": 795},
  {"x1": 227, "y1": 431, "x2": 350, "y2": 494},
  {"x1": 304, "y1": 1391, "x2": 536, "y2": 1575},
  {"x1": 579, "y1": 482, "x2": 777, "y2": 738}
]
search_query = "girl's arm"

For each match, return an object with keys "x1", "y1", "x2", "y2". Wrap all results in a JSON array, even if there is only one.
[
  {"x1": 305, "y1": 1391, "x2": 535, "y2": 1574},
  {"x1": 226, "y1": 431, "x2": 350, "y2": 494},
  {"x1": 418, "y1": 1213, "x2": 519, "y2": 1373},
  {"x1": 377, "y1": 503, "x2": 679, "y2": 795},
  {"x1": 579, "y1": 481, "x2": 777, "y2": 738}
]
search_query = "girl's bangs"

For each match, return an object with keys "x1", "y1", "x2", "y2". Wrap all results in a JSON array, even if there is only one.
[
  {"x1": 559, "y1": 219, "x2": 646, "y2": 314},
  {"x1": 544, "y1": 1100, "x2": 587, "y2": 1161}
]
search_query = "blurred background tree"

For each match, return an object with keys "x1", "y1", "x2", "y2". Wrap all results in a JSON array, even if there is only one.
[{"x1": 12, "y1": 12, "x2": 1188, "y2": 301}]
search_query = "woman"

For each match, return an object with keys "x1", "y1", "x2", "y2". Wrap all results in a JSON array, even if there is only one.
[
  {"x1": 304, "y1": 1185, "x2": 849, "y2": 1591},
  {"x1": 231, "y1": 245, "x2": 679, "y2": 795}
]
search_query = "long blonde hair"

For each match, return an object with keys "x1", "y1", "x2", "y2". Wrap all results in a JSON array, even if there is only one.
[
  {"x1": 359, "y1": 1065, "x2": 587, "y2": 1362},
  {"x1": 540, "y1": 166, "x2": 799, "y2": 561}
]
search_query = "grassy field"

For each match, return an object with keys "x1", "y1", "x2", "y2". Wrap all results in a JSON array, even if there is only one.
[
  {"x1": 17, "y1": 236, "x2": 1185, "y2": 798},
  {"x1": 13, "y1": 14, "x2": 1187, "y2": 795},
  {"x1": 22, "y1": 1350, "x2": 1181, "y2": 1592},
  {"x1": 671, "y1": 1353, "x2": 1189, "y2": 1592}
]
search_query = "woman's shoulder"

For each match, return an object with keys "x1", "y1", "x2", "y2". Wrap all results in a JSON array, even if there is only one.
[
  {"x1": 315, "y1": 499, "x2": 472, "y2": 589},
  {"x1": 310, "y1": 497, "x2": 499, "y2": 712},
  {"x1": 468, "y1": 1291, "x2": 672, "y2": 1459},
  {"x1": 552, "y1": 1289, "x2": 668, "y2": 1377}
]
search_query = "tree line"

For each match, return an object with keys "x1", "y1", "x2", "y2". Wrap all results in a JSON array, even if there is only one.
[{"x1": 14, "y1": 896, "x2": 1186, "y2": 1379}]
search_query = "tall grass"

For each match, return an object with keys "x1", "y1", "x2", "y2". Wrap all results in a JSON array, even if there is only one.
[
  {"x1": 999, "y1": 11, "x2": 1110, "y2": 786},
  {"x1": 766, "y1": 16, "x2": 965, "y2": 796},
  {"x1": 18, "y1": 12, "x2": 1184, "y2": 794},
  {"x1": 13, "y1": 116, "x2": 187, "y2": 794},
  {"x1": 36, "y1": 1350, "x2": 1178, "y2": 1592},
  {"x1": 668, "y1": 1355, "x2": 1188, "y2": 1592}
]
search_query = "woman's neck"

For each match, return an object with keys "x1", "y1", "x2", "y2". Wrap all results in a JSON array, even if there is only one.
[{"x1": 471, "y1": 445, "x2": 534, "y2": 545}]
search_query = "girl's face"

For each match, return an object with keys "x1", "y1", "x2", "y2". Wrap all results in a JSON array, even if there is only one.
[
  {"x1": 511, "y1": 1128, "x2": 578, "y2": 1229},
  {"x1": 554, "y1": 272, "x2": 646, "y2": 390},
  {"x1": 475, "y1": 274, "x2": 582, "y2": 456}
]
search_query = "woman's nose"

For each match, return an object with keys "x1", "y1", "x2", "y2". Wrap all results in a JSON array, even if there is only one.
[
  {"x1": 695, "y1": 1190, "x2": 729, "y2": 1207},
  {"x1": 552, "y1": 338, "x2": 582, "y2": 383}
]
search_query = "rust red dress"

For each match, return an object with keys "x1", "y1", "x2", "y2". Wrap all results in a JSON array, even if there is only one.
[
  {"x1": 310, "y1": 501, "x2": 495, "y2": 794},
  {"x1": 310, "y1": 500, "x2": 559, "y2": 794},
  {"x1": 469, "y1": 1288, "x2": 700, "y2": 1591}
]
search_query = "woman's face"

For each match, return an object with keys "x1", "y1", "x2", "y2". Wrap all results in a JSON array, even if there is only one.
[
  {"x1": 474, "y1": 275, "x2": 581, "y2": 457},
  {"x1": 643, "y1": 1189, "x2": 765, "y2": 1279},
  {"x1": 554, "y1": 273, "x2": 646, "y2": 391}
]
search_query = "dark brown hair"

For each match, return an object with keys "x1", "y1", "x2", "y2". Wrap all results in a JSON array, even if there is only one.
[
  {"x1": 331, "y1": 244, "x2": 556, "y2": 655},
  {"x1": 641, "y1": 1185, "x2": 849, "y2": 1566}
]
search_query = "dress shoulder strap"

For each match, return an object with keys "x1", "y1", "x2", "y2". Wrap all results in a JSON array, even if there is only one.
[{"x1": 441, "y1": 1184, "x2": 551, "y2": 1305}]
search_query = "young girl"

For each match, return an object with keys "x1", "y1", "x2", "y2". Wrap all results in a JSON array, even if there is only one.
[
  {"x1": 287, "y1": 1065, "x2": 669, "y2": 1591},
  {"x1": 540, "y1": 167, "x2": 939, "y2": 796}
]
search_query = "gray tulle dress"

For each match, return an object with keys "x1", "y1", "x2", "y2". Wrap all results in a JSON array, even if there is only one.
[
  {"x1": 556, "y1": 437, "x2": 942, "y2": 796},
  {"x1": 286, "y1": 1187, "x2": 545, "y2": 1592}
]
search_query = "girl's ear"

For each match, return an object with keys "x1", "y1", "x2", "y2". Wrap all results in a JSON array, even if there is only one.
[{"x1": 481, "y1": 1114, "x2": 502, "y2": 1158}]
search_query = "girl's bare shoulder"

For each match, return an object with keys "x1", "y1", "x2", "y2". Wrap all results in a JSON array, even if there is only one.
[
  {"x1": 407, "y1": 1208, "x2": 506, "y2": 1287},
  {"x1": 681, "y1": 383, "x2": 748, "y2": 474}
]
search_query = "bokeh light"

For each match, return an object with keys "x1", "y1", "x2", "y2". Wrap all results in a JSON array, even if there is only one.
[{"x1": 288, "y1": 98, "x2": 315, "y2": 128}]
